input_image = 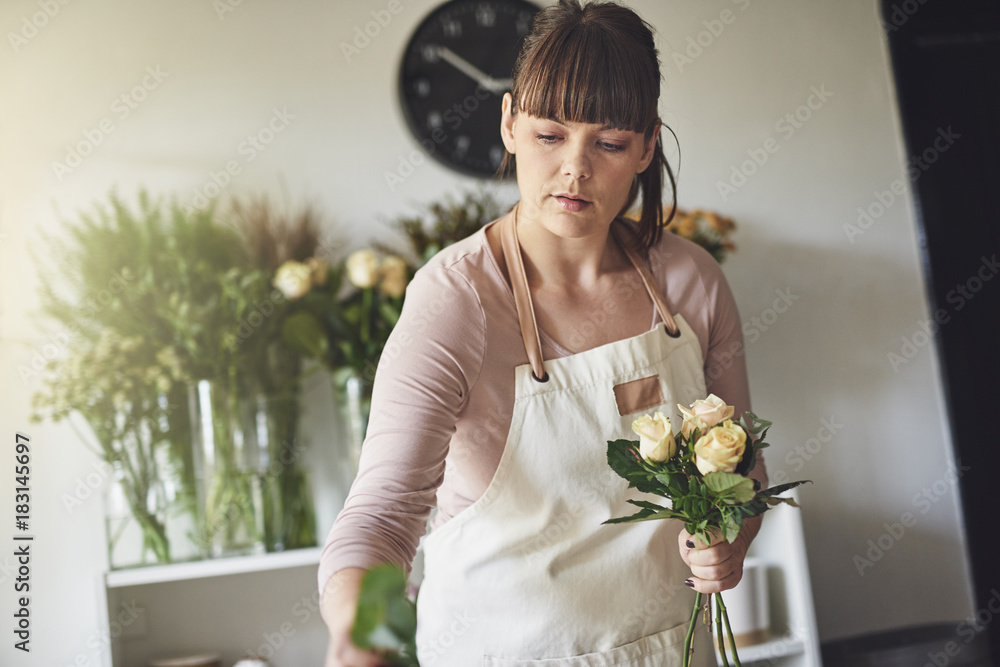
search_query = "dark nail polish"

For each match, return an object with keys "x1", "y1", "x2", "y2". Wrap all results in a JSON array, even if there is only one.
[
  {"x1": 684, "y1": 579, "x2": 695, "y2": 588},
  {"x1": 686, "y1": 539, "x2": 695, "y2": 549}
]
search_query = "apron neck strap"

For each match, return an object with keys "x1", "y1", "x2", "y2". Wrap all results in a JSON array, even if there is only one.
[
  {"x1": 500, "y1": 202, "x2": 681, "y2": 383},
  {"x1": 608, "y1": 222, "x2": 681, "y2": 338},
  {"x1": 501, "y1": 202, "x2": 549, "y2": 382}
]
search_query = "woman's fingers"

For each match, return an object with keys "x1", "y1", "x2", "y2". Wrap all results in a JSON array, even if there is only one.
[{"x1": 678, "y1": 527, "x2": 746, "y2": 594}]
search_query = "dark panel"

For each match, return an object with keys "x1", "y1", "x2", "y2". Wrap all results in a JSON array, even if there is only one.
[{"x1": 882, "y1": 0, "x2": 1000, "y2": 662}]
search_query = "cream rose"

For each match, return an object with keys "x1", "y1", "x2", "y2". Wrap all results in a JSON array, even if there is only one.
[
  {"x1": 632, "y1": 412, "x2": 677, "y2": 462},
  {"x1": 693, "y1": 420, "x2": 747, "y2": 475},
  {"x1": 273, "y1": 260, "x2": 313, "y2": 299},
  {"x1": 680, "y1": 413, "x2": 708, "y2": 440},
  {"x1": 679, "y1": 394, "x2": 735, "y2": 430},
  {"x1": 346, "y1": 249, "x2": 380, "y2": 289},
  {"x1": 379, "y1": 255, "x2": 409, "y2": 298}
]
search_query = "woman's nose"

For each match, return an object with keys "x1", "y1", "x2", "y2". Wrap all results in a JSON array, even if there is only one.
[{"x1": 561, "y1": 142, "x2": 591, "y2": 180}]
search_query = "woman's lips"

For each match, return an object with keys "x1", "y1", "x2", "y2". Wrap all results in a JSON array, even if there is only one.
[{"x1": 554, "y1": 194, "x2": 591, "y2": 212}]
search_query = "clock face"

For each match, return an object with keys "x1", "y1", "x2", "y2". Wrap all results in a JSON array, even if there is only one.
[{"x1": 398, "y1": 0, "x2": 540, "y2": 178}]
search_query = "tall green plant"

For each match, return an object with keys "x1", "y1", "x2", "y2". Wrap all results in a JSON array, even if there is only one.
[{"x1": 29, "y1": 191, "x2": 288, "y2": 563}]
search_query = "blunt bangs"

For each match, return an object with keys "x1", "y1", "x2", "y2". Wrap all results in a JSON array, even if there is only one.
[{"x1": 512, "y1": 15, "x2": 659, "y2": 136}]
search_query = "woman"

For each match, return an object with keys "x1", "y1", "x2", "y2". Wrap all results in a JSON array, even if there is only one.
[{"x1": 321, "y1": 1, "x2": 766, "y2": 664}]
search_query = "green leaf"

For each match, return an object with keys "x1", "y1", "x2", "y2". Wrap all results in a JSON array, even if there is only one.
[
  {"x1": 703, "y1": 472, "x2": 756, "y2": 504},
  {"x1": 626, "y1": 499, "x2": 668, "y2": 512},
  {"x1": 606, "y1": 440, "x2": 664, "y2": 495},
  {"x1": 763, "y1": 495, "x2": 800, "y2": 508},
  {"x1": 351, "y1": 564, "x2": 417, "y2": 656},
  {"x1": 603, "y1": 508, "x2": 657, "y2": 524},
  {"x1": 722, "y1": 511, "x2": 742, "y2": 543},
  {"x1": 757, "y1": 480, "x2": 811, "y2": 499}
]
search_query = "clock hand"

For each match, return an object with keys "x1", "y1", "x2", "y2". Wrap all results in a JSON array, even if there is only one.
[{"x1": 434, "y1": 46, "x2": 510, "y2": 95}]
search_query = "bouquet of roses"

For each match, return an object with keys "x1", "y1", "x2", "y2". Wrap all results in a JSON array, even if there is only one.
[{"x1": 605, "y1": 395, "x2": 808, "y2": 667}]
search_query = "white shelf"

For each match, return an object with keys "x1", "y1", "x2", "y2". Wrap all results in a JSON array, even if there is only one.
[
  {"x1": 717, "y1": 636, "x2": 806, "y2": 664},
  {"x1": 104, "y1": 546, "x2": 322, "y2": 588}
]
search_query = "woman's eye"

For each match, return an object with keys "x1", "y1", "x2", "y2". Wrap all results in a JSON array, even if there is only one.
[
  {"x1": 536, "y1": 134, "x2": 558, "y2": 143},
  {"x1": 600, "y1": 142, "x2": 626, "y2": 153}
]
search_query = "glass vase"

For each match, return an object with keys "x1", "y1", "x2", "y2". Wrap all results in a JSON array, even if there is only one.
[
  {"x1": 104, "y1": 459, "x2": 169, "y2": 569},
  {"x1": 188, "y1": 376, "x2": 266, "y2": 559},
  {"x1": 334, "y1": 370, "x2": 374, "y2": 472},
  {"x1": 251, "y1": 389, "x2": 317, "y2": 553},
  {"x1": 247, "y1": 343, "x2": 318, "y2": 553},
  {"x1": 102, "y1": 389, "x2": 201, "y2": 570}
]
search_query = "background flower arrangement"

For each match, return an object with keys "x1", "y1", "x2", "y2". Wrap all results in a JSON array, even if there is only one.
[
  {"x1": 626, "y1": 205, "x2": 738, "y2": 264},
  {"x1": 277, "y1": 188, "x2": 507, "y2": 462},
  {"x1": 29, "y1": 192, "x2": 322, "y2": 565},
  {"x1": 28, "y1": 187, "x2": 509, "y2": 568}
]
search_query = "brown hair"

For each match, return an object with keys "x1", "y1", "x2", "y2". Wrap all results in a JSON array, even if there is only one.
[{"x1": 497, "y1": 0, "x2": 677, "y2": 248}]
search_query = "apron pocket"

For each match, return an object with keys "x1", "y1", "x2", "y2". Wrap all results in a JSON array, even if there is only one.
[{"x1": 481, "y1": 621, "x2": 690, "y2": 666}]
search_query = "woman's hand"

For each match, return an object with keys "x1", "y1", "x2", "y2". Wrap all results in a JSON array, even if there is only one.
[
  {"x1": 677, "y1": 517, "x2": 761, "y2": 594},
  {"x1": 322, "y1": 568, "x2": 389, "y2": 667}
]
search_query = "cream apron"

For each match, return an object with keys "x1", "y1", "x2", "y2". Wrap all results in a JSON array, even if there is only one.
[{"x1": 415, "y1": 205, "x2": 714, "y2": 666}]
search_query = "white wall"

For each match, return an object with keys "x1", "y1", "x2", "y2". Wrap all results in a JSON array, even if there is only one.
[{"x1": 0, "y1": 0, "x2": 974, "y2": 665}]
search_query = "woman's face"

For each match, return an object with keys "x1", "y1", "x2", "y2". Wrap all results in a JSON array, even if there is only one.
[{"x1": 500, "y1": 92, "x2": 659, "y2": 239}]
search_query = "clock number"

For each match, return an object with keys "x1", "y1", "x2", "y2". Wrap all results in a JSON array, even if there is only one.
[
  {"x1": 476, "y1": 7, "x2": 496, "y2": 27},
  {"x1": 442, "y1": 18, "x2": 462, "y2": 38},
  {"x1": 421, "y1": 44, "x2": 440, "y2": 63},
  {"x1": 427, "y1": 111, "x2": 443, "y2": 129},
  {"x1": 414, "y1": 78, "x2": 431, "y2": 98},
  {"x1": 454, "y1": 135, "x2": 471, "y2": 158}
]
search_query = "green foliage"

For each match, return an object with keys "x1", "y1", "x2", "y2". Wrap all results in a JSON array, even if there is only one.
[
  {"x1": 605, "y1": 405, "x2": 809, "y2": 667},
  {"x1": 604, "y1": 410, "x2": 809, "y2": 548},
  {"x1": 380, "y1": 187, "x2": 507, "y2": 266},
  {"x1": 29, "y1": 190, "x2": 322, "y2": 560},
  {"x1": 351, "y1": 564, "x2": 418, "y2": 666}
]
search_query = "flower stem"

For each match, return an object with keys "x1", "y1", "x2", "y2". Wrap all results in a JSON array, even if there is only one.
[
  {"x1": 717, "y1": 592, "x2": 743, "y2": 667},
  {"x1": 715, "y1": 594, "x2": 730, "y2": 667},
  {"x1": 683, "y1": 591, "x2": 701, "y2": 667}
]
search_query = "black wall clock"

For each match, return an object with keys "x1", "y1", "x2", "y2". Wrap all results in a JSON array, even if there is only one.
[{"x1": 398, "y1": 0, "x2": 540, "y2": 178}]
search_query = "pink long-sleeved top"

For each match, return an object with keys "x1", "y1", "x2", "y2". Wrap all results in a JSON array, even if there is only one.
[{"x1": 317, "y1": 213, "x2": 756, "y2": 601}]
